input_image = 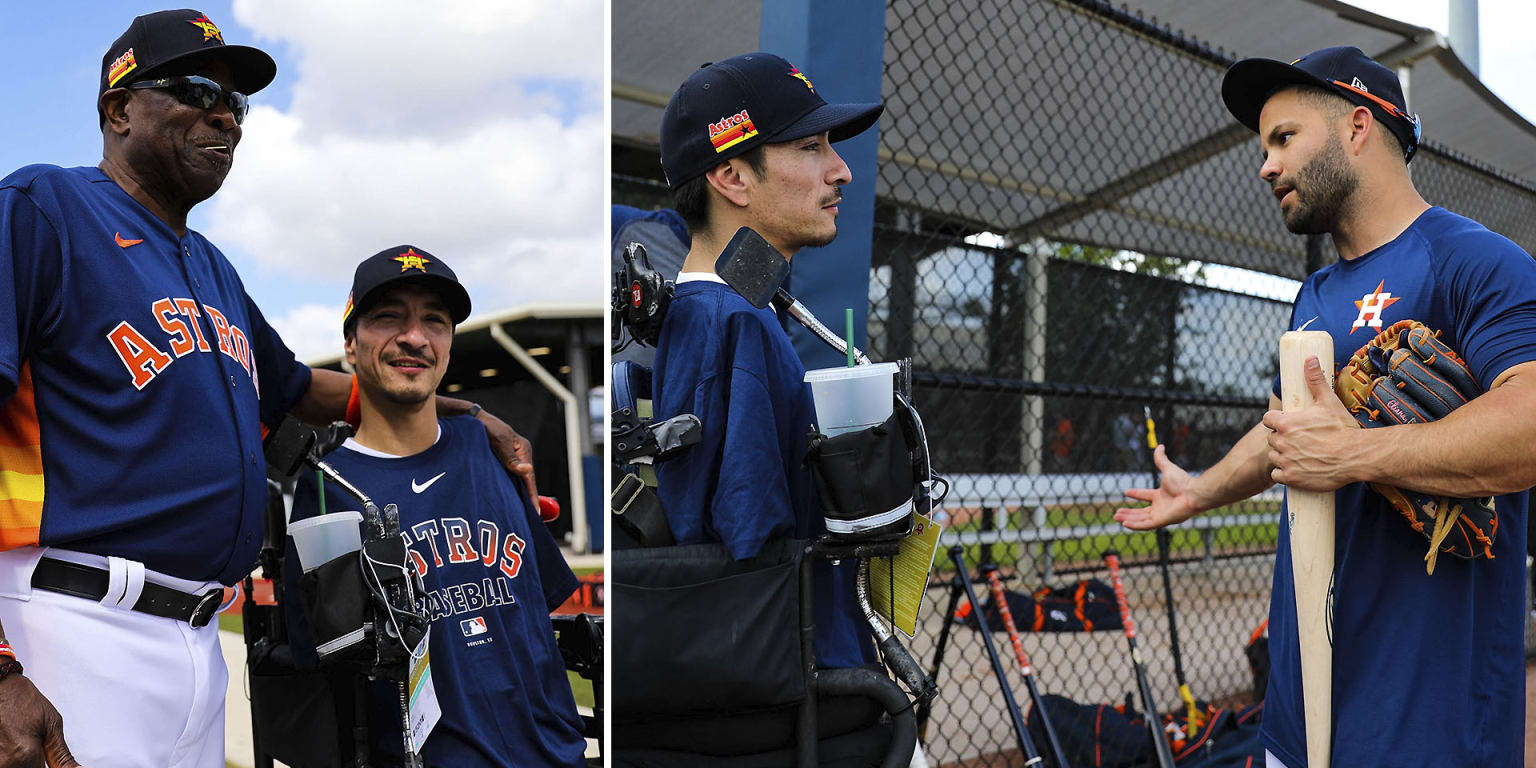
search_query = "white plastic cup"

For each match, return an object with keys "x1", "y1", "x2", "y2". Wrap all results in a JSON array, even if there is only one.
[
  {"x1": 804, "y1": 362, "x2": 898, "y2": 437},
  {"x1": 288, "y1": 511, "x2": 364, "y2": 572}
]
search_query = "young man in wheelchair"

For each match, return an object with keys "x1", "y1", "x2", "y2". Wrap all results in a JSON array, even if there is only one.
[
  {"x1": 647, "y1": 52, "x2": 885, "y2": 669},
  {"x1": 280, "y1": 246, "x2": 588, "y2": 767},
  {"x1": 613, "y1": 55, "x2": 938, "y2": 768}
]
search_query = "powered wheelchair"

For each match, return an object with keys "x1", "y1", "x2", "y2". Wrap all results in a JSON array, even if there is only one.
[
  {"x1": 610, "y1": 232, "x2": 946, "y2": 767},
  {"x1": 242, "y1": 417, "x2": 604, "y2": 767}
]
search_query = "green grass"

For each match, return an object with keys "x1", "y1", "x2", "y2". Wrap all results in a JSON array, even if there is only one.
[
  {"x1": 939, "y1": 499, "x2": 1282, "y2": 575},
  {"x1": 571, "y1": 565, "x2": 604, "y2": 578},
  {"x1": 568, "y1": 669, "x2": 595, "y2": 710}
]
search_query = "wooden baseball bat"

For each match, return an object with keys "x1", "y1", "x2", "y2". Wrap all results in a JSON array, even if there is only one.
[
  {"x1": 1103, "y1": 551, "x2": 1176, "y2": 768},
  {"x1": 982, "y1": 565, "x2": 1071, "y2": 768},
  {"x1": 1278, "y1": 330, "x2": 1336, "y2": 768}
]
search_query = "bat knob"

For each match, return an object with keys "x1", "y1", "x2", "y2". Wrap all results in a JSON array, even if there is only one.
[{"x1": 537, "y1": 496, "x2": 560, "y2": 522}]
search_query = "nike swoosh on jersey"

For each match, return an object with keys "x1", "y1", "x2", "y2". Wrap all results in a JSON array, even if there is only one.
[
  {"x1": 412, "y1": 472, "x2": 447, "y2": 494},
  {"x1": 1297, "y1": 316, "x2": 1320, "y2": 332},
  {"x1": 115, "y1": 232, "x2": 144, "y2": 248}
]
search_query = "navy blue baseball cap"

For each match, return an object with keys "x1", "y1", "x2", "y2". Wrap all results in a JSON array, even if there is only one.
[
  {"x1": 660, "y1": 52, "x2": 884, "y2": 189},
  {"x1": 101, "y1": 10, "x2": 277, "y2": 96},
  {"x1": 1222, "y1": 46, "x2": 1423, "y2": 162},
  {"x1": 343, "y1": 246, "x2": 472, "y2": 334}
]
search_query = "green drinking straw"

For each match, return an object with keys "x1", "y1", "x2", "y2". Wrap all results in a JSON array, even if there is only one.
[
  {"x1": 317, "y1": 470, "x2": 326, "y2": 516},
  {"x1": 845, "y1": 308, "x2": 855, "y2": 367}
]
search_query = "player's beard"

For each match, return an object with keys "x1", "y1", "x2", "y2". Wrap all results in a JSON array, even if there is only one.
[{"x1": 1281, "y1": 137, "x2": 1358, "y2": 235}]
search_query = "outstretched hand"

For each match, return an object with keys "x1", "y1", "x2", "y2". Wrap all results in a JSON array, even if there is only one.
[
  {"x1": 1114, "y1": 444, "x2": 1201, "y2": 530},
  {"x1": 1261, "y1": 355, "x2": 1361, "y2": 492},
  {"x1": 0, "y1": 674, "x2": 84, "y2": 768}
]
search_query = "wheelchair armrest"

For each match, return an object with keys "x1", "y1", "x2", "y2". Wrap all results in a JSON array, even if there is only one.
[{"x1": 817, "y1": 667, "x2": 917, "y2": 768}]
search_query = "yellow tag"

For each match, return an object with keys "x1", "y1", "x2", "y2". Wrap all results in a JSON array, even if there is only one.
[{"x1": 868, "y1": 512, "x2": 942, "y2": 638}]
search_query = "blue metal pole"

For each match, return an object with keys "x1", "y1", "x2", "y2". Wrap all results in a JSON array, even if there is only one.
[{"x1": 760, "y1": 0, "x2": 886, "y2": 369}]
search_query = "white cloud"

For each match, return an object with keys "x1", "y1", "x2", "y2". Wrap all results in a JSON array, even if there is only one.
[
  {"x1": 230, "y1": 0, "x2": 603, "y2": 138},
  {"x1": 270, "y1": 302, "x2": 347, "y2": 364},
  {"x1": 206, "y1": 1, "x2": 605, "y2": 362}
]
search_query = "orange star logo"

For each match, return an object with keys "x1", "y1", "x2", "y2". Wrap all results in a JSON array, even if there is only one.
[
  {"x1": 393, "y1": 248, "x2": 431, "y2": 273},
  {"x1": 188, "y1": 15, "x2": 224, "y2": 44},
  {"x1": 1350, "y1": 279, "x2": 1400, "y2": 334},
  {"x1": 788, "y1": 67, "x2": 815, "y2": 91}
]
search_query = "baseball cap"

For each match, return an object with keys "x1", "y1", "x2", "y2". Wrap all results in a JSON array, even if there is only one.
[
  {"x1": 100, "y1": 10, "x2": 277, "y2": 98},
  {"x1": 660, "y1": 52, "x2": 884, "y2": 189},
  {"x1": 1221, "y1": 46, "x2": 1423, "y2": 162},
  {"x1": 342, "y1": 246, "x2": 472, "y2": 334}
]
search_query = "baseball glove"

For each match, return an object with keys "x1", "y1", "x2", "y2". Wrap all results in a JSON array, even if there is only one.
[{"x1": 1334, "y1": 319, "x2": 1496, "y2": 574}]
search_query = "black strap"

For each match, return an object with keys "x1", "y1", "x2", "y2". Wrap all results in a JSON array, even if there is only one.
[
  {"x1": 611, "y1": 473, "x2": 676, "y2": 548},
  {"x1": 31, "y1": 557, "x2": 224, "y2": 628}
]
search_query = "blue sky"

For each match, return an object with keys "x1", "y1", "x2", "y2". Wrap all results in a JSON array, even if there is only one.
[{"x1": 0, "y1": 1, "x2": 604, "y2": 362}]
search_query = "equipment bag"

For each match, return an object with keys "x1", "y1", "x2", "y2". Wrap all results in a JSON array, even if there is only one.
[
  {"x1": 1026, "y1": 694, "x2": 1265, "y2": 767},
  {"x1": 958, "y1": 578, "x2": 1123, "y2": 633}
]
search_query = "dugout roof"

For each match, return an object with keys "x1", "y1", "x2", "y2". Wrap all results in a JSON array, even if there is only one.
[{"x1": 612, "y1": 0, "x2": 1536, "y2": 281}]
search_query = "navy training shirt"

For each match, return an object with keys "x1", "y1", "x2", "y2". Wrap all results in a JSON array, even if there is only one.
[
  {"x1": 652, "y1": 278, "x2": 875, "y2": 669},
  {"x1": 287, "y1": 415, "x2": 585, "y2": 767},
  {"x1": 1265, "y1": 207, "x2": 1536, "y2": 767},
  {"x1": 0, "y1": 165, "x2": 311, "y2": 584}
]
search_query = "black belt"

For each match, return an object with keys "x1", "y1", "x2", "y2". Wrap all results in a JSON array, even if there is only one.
[{"x1": 31, "y1": 557, "x2": 225, "y2": 628}]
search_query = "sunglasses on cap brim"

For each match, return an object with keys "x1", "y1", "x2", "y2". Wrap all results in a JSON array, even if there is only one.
[
  {"x1": 125, "y1": 75, "x2": 250, "y2": 125},
  {"x1": 1330, "y1": 79, "x2": 1423, "y2": 156}
]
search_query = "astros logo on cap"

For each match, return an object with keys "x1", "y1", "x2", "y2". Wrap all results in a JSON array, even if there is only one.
[
  {"x1": 708, "y1": 110, "x2": 758, "y2": 153},
  {"x1": 108, "y1": 48, "x2": 138, "y2": 87},
  {"x1": 342, "y1": 291, "x2": 355, "y2": 324},
  {"x1": 788, "y1": 66, "x2": 815, "y2": 91},
  {"x1": 188, "y1": 15, "x2": 224, "y2": 44},
  {"x1": 393, "y1": 248, "x2": 431, "y2": 272}
]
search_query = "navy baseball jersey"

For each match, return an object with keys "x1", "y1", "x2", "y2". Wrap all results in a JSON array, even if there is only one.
[
  {"x1": 1264, "y1": 207, "x2": 1536, "y2": 767},
  {"x1": 652, "y1": 278, "x2": 875, "y2": 669},
  {"x1": 0, "y1": 165, "x2": 310, "y2": 585},
  {"x1": 287, "y1": 415, "x2": 585, "y2": 767}
]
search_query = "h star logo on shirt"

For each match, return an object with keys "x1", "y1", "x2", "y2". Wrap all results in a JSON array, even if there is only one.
[{"x1": 1351, "y1": 279, "x2": 1401, "y2": 334}]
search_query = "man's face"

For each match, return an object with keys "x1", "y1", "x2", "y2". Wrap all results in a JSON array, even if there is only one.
[
  {"x1": 345, "y1": 284, "x2": 454, "y2": 407},
  {"x1": 743, "y1": 132, "x2": 852, "y2": 251},
  {"x1": 116, "y1": 58, "x2": 243, "y2": 204},
  {"x1": 1257, "y1": 88, "x2": 1358, "y2": 235}
]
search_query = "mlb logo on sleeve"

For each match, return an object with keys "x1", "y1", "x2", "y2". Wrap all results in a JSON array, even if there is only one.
[{"x1": 460, "y1": 616, "x2": 488, "y2": 637}]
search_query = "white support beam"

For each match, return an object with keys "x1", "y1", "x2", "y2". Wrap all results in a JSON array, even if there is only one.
[{"x1": 490, "y1": 323, "x2": 589, "y2": 553}]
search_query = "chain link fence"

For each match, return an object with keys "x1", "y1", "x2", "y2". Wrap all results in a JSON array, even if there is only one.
[{"x1": 870, "y1": 1, "x2": 1536, "y2": 765}]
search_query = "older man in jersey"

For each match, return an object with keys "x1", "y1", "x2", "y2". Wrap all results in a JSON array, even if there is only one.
[
  {"x1": 283, "y1": 247, "x2": 585, "y2": 767},
  {"x1": 0, "y1": 11, "x2": 533, "y2": 767},
  {"x1": 1116, "y1": 47, "x2": 1536, "y2": 767}
]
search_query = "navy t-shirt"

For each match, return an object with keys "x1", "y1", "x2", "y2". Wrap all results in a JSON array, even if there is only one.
[
  {"x1": 0, "y1": 164, "x2": 310, "y2": 584},
  {"x1": 652, "y1": 279, "x2": 875, "y2": 669},
  {"x1": 287, "y1": 416, "x2": 585, "y2": 767},
  {"x1": 1264, "y1": 207, "x2": 1536, "y2": 767}
]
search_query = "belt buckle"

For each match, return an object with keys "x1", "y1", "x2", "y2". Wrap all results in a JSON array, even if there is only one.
[{"x1": 190, "y1": 588, "x2": 223, "y2": 628}]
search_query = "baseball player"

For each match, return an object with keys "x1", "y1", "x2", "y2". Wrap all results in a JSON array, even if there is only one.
[
  {"x1": 0, "y1": 11, "x2": 533, "y2": 768},
  {"x1": 1116, "y1": 47, "x2": 1536, "y2": 767},
  {"x1": 647, "y1": 52, "x2": 883, "y2": 669},
  {"x1": 283, "y1": 246, "x2": 586, "y2": 767}
]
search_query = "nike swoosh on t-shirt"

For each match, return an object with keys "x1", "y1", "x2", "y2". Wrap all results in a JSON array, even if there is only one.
[{"x1": 412, "y1": 472, "x2": 447, "y2": 493}]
